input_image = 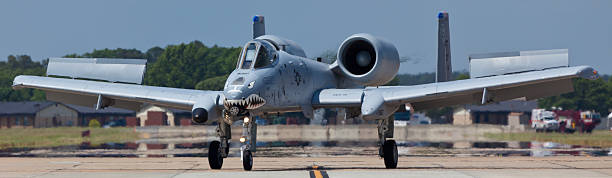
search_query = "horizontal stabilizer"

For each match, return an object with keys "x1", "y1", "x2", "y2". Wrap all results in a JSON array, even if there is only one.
[
  {"x1": 46, "y1": 58, "x2": 147, "y2": 84},
  {"x1": 469, "y1": 49, "x2": 568, "y2": 78}
]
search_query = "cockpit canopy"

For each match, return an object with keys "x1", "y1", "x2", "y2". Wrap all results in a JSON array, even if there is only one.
[{"x1": 238, "y1": 40, "x2": 278, "y2": 69}]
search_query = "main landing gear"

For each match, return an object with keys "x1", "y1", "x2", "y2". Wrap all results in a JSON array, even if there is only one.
[
  {"x1": 208, "y1": 110, "x2": 257, "y2": 171},
  {"x1": 378, "y1": 118, "x2": 398, "y2": 168},
  {"x1": 208, "y1": 118, "x2": 231, "y2": 169}
]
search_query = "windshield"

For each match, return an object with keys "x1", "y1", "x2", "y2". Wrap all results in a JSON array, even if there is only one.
[
  {"x1": 238, "y1": 40, "x2": 277, "y2": 70},
  {"x1": 241, "y1": 43, "x2": 257, "y2": 69}
]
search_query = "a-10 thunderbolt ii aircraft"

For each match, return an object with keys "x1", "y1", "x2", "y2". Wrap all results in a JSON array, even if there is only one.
[{"x1": 12, "y1": 13, "x2": 598, "y2": 170}]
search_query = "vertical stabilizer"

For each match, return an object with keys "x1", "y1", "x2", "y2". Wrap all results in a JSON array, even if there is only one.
[
  {"x1": 253, "y1": 15, "x2": 265, "y2": 39},
  {"x1": 437, "y1": 11, "x2": 452, "y2": 82}
]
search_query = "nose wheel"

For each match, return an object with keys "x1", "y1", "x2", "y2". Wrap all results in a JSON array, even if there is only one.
[{"x1": 242, "y1": 150, "x2": 253, "y2": 170}]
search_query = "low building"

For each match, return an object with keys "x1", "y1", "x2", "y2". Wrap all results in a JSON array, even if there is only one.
[
  {"x1": 67, "y1": 104, "x2": 135, "y2": 127},
  {"x1": 0, "y1": 101, "x2": 134, "y2": 128},
  {"x1": 136, "y1": 105, "x2": 191, "y2": 126},
  {"x1": 453, "y1": 100, "x2": 536, "y2": 127}
]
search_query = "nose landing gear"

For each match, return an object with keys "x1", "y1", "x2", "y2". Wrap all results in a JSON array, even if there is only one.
[
  {"x1": 240, "y1": 115, "x2": 257, "y2": 171},
  {"x1": 208, "y1": 109, "x2": 257, "y2": 171}
]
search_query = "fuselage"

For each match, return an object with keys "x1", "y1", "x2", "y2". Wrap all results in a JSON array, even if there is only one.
[{"x1": 223, "y1": 40, "x2": 338, "y2": 115}]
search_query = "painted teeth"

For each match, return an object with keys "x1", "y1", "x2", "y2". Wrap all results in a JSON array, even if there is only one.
[{"x1": 224, "y1": 94, "x2": 266, "y2": 110}]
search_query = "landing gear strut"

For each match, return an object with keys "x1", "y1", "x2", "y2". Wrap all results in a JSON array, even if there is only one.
[
  {"x1": 208, "y1": 116, "x2": 231, "y2": 169},
  {"x1": 378, "y1": 118, "x2": 397, "y2": 168},
  {"x1": 240, "y1": 115, "x2": 257, "y2": 171}
]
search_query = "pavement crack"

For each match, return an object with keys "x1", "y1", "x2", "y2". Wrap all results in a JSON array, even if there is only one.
[
  {"x1": 170, "y1": 163, "x2": 200, "y2": 178},
  {"x1": 547, "y1": 161, "x2": 576, "y2": 169}
]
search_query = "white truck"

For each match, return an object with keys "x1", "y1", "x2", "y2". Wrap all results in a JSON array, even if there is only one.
[{"x1": 531, "y1": 109, "x2": 559, "y2": 132}]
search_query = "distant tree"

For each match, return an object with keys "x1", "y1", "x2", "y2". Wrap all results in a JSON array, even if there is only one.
[
  {"x1": 384, "y1": 76, "x2": 400, "y2": 86},
  {"x1": 195, "y1": 75, "x2": 229, "y2": 91},
  {"x1": 145, "y1": 46, "x2": 164, "y2": 64},
  {"x1": 83, "y1": 48, "x2": 144, "y2": 59},
  {"x1": 0, "y1": 55, "x2": 46, "y2": 101},
  {"x1": 454, "y1": 73, "x2": 470, "y2": 80},
  {"x1": 144, "y1": 41, "x2": 240, "y2": 89},
  {"x1": 539, "y1": 78, "x2": 611, "y2": 116}
]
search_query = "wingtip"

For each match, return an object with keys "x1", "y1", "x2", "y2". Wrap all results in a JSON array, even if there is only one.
[{"x1": 577, "y1": 66, "x2": 599, "y2": 80}]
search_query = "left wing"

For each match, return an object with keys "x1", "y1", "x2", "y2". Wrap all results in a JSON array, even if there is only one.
[
  {"x1": 12, "y1": 75, "x2": 223, "y2": 112},
  {"x1": 313, "y1": 66, "x2": 597, "y2": 119}
]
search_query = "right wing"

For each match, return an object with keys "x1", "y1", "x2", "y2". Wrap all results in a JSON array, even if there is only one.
[
  {"x1": 12, "y1": 75, "x2": 223, "y2": 112},
  {"x1": 314, "y1": 66, "x2": 597, "y2": 118}
]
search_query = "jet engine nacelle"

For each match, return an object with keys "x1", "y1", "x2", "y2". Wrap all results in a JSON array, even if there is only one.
[{"x1": 337, "y1": 33, "x2": 399, "y2": 86}]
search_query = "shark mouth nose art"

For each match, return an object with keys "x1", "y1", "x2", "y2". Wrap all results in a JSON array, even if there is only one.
[{"x1": 224, "y1": 94, "x2": 266, "y2": 110}]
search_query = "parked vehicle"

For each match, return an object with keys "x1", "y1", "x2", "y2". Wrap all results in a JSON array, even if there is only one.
[
  {"x1": 553, "y1": 110, "x2": 579, "y2": 133},
  {"x1": 549, "y1": 110, "x2": 601, "y2": 133},
  {"x1": 531, "y1": 109, "x2": 559, "y2": 132},
  {"x1": 410, "y1": 113, "x2": 431, "y2": 125},
  {"x1": 579, "y1": 111, "x2": 601, "y2": 133},
  {"x1": 393, "y1": 111, "x2": 410, "y2": 126}
]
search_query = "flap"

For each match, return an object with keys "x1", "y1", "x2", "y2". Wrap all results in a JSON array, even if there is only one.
[
  {"x1": 469, "y1": 49, "x2": 568, "y2": 78},
  {"x1": 46, "y1": 58, "x2": 147, "y2": 84}
]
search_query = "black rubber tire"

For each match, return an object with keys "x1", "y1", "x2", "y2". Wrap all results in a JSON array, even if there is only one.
[
  {"x1": 225, "y1": 145, "x2": 230, "y2": 155},
  {"x1": 208, "y1": 141, "x2": 223, "y2": 169},
  {"x1": 383, "y1": 140, "x2": 398, "y2": 169},
  {"x1": 243, "y1": 150, "x2": 253, "y2": 171}
]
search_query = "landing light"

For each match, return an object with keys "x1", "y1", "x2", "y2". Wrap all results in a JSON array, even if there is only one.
[
  {"x1": 240, "y1": 136, "x2": 247, "y2": 143},
  {"x1": 244, "y1": 117, "x2": 250, "y2": 123}
]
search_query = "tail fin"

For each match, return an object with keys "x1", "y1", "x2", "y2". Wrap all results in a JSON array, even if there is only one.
[
  {"x1": 436, "y1": 11, "x2": 452, "y2": 82},
  {"x1": 253, "y1": 15, "x2": 265, "y2": 39}
]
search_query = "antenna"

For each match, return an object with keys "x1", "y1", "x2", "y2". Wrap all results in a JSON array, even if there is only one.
[
  {"x1": 253, "y1": 15, "x2": 265, "y2": 39},
  {"x1": 436, "y1": 11, "x2": 452, "y2": 82}
]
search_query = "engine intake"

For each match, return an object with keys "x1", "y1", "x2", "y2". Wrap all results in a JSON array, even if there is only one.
[{"x1": 337, "y1": 33, "x2": 399, "y2": 86}]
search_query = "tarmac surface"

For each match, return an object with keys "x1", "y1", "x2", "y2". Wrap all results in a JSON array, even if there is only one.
[{"x1": 2, "y1": 156, "x2": 612, "y2": 178}]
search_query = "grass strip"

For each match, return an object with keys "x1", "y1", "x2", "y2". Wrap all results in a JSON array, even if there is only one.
[{"x1": 0, "y1": 127, "x2": 139, "y2": 149}]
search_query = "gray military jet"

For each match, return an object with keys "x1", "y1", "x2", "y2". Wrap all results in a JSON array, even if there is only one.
[{"x1": 12, "y1": 13, "x2": 598, "y2": 170}]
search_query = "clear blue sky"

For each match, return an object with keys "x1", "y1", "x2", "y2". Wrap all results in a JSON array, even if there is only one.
[{"x1": 0, "y1": 0, "x2": 610, "y2": 74}]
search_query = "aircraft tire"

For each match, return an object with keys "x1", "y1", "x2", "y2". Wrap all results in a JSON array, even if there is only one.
[
  {"x1": 208, "y1": 141, "x2": 223, "y2": 169},
  {"x1": 243, "y1": 150, "x2": 253, "y2": 171},
  {"x1": 383, "y1": 140, "x2": 398, "y2": 169}
]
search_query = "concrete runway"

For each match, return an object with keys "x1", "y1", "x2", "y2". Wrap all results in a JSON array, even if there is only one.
[{"x1": 2, "y1": 156, "x2": 612, "y2": 178}]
